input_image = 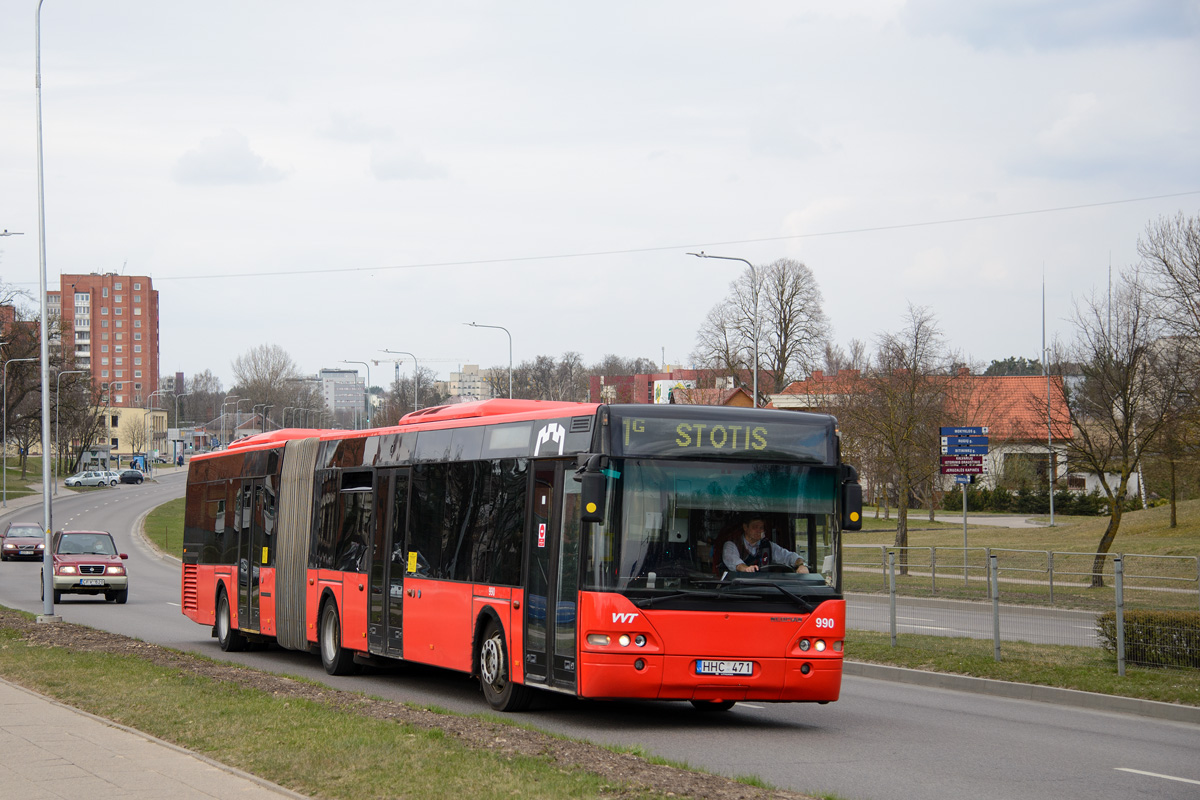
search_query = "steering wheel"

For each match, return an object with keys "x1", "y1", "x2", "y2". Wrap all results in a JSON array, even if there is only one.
[{"x1": 758, "y1": 564, "x2": 793, "y2": 574}]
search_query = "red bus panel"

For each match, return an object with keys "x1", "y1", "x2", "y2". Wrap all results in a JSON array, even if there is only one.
[{"x1": 403, "y1": 578, "x2": 473, "y2": 672}]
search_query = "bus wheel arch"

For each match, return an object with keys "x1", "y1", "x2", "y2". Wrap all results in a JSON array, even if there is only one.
[
  {"x1": 215, "y1": 583, "x2": 246, "y2": 652},
  {"x1": 478, "y1": 617, "x2": 532, "y2": 712},
  {"x1": 318, "y1": 592, "x2": 359, "y2": 676}
]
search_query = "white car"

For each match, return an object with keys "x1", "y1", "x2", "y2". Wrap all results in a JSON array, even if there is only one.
[{"x1": 64, "y1": 471, "x2": 118, "y2": 488}]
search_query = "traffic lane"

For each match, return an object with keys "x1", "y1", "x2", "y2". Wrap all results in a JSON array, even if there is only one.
[{"x1": 0, "y1": 476, "x2": 186, "y2": 637}]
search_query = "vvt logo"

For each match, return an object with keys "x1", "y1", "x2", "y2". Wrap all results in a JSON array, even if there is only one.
[
  {"x1": 612, "y1": 612, "x2": 639, "y2": 624},
  {"x1": 534, "y1": 422, "x2": 566, "y2": 456}
]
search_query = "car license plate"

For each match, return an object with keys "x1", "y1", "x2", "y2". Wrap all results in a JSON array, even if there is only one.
[
  {"x1": 80, "y1": 578, "x2": 104, "y2": 587},
  {"x1": 696, "y1": 659, "x2": 753, "y2": 676}
]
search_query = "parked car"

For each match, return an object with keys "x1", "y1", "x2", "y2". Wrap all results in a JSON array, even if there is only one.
[
  {"x1": 101, "y1": 470, "x2": 122, "y2": 484},
  {"x1": 64, "y1": 471, "x2": 117, "y2": 487},
  {"x1": 1, "y1": 521, "x2": 44, "y2": 561},
  {"x1": 119, "y1": 469, "x2": 145, "y2": 485},
  {"x1": 42, "y1": 530, "x2": 128, "y2": 604}
]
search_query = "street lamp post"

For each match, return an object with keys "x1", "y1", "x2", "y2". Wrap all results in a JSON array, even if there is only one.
[
  {"x1": 53, "y1": 369, "x2": 85, "y2": 496},
  {"x1": 173, "y1": 391, "x2": 191, "y2": 464},
  {"x1": 144, "y1": 389, "x2": 168, "y2": 477},
  {"x1": 221, "y1": 395, "x2": 238, "y2": 448},
  {"x1": 688, "y1": 252, "x2": 759, "y2": 408},
  {"x1": 235, "y1": 398, "x2": 251, "y2": 441},
  {"x1": 3, "y1": 356, "x2": 37, "y2": 507},
  {"x1": 381, "y1": 349, "x2": 421, "y2": 411},
  {"x1": 341, "y1": 360, "x2": 371, "y2": 429},
  {"x1": 465, "y1": 322, "x2": 512, "y2": 399}
]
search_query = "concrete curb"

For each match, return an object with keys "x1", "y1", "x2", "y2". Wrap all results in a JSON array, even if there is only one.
[{"x1": 844, "y1": 660, "x2": 1200, "y2": 725}]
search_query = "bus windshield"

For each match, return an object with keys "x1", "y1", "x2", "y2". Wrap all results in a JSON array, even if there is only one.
[{"x1": 583, "y1": 459, "x2": 841, "y2": 601}]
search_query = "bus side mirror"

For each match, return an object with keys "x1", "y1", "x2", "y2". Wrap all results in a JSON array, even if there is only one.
[
  {"x1": 581, "y1": 471, "x2": 606, "y2": 523},
  {"x1": 841, "y1": 481, "x2": 862, "y2": 531},
  {"x1": 575, "y1": 453, "x2": 607, "y2": 523}
]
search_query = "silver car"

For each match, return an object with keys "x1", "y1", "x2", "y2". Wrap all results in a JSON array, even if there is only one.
[{"x1": 64, "y1": 471, "x2": 118, "y2": 488}]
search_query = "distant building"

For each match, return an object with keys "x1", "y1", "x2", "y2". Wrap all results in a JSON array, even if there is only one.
[
  {"x1": 48, "y1": 273, "x2": 160, "y2": 407},
  {"x1": 319, "y1": 368, "x2": 365, "y2": 421},
  {"x1": 589, "y1": 369, "x2": 737, "y2": 404},
  {"x1": 446, "y1": 364, "x2": 495, "y2": 401}
]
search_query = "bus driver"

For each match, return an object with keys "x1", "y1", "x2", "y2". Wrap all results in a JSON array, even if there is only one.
[{"x1": 722, "y1": 516, "x2": 809, "y2": 574}]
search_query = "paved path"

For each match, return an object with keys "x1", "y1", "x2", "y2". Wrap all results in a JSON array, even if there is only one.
[{"x1": 0, "y1": 678, "x2": 305, "y2": 800}]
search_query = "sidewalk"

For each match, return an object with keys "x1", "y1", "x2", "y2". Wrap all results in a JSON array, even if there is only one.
[{"x1": 0, "y1": 678, "x2": 306, "y2": 799}]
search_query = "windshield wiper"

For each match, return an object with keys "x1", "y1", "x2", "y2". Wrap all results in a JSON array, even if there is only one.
[
  {"x1": 631, "y1": 591, "x2": 721, "y2": 608},
  {"x1": 732, "y1": 579, "x2": 816, "y2": 613}
]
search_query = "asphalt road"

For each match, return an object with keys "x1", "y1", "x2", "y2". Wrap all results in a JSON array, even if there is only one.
[{"x1": 1, "y1": 476, "x2": 1197, "y2": 800}]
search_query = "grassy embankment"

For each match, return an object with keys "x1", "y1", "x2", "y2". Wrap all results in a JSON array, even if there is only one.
[
  {"x1": 142, "y1": 496, "x2": 1200, "y2": 706},
  {"x1": 0, "y1": 619, "x2": 680, "y2": 800}
]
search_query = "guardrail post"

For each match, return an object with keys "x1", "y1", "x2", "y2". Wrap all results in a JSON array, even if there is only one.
[
  {"x1": 1048, "y1": 551, "x2": 1055, "y2": 604},
  {"x1": 889, "y1": 551, "x2": 897, "y2": 648},
  {"x1": 991, "y1": 554, "x2": 1001, "y2": 662},
  {"x1": 1114, "y1": 556, "x2": 1125, "y2": 678},
  {"x1": 880, "y1": 545, "x2": 888, "y2": 592},
  {"x1": 930, "y1": 546, "x2": 937, "y2": 594}
]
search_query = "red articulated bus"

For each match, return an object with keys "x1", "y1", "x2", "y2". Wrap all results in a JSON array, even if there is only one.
[{"x1": 182, "y1": 399, "x2": 862, "y2": 712}]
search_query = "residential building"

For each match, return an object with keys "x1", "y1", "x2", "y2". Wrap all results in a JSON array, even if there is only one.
[
  {"x1": 48, "y1": 273, "x2": 160, "y2": 408},
  {"x1": 319, "y1": 368, "x2": 365, "y2": 422}
]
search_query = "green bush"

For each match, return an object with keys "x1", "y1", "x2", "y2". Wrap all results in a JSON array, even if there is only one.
[{"x1": 1097, "y1": 610, "x2": 1200, "y2": 669}]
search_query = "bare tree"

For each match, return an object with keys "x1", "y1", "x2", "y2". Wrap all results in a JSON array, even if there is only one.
[
  {"x1": 120, "y1": 414, "x2": 149, "y2": 455},
  {"x1": 842, "y1": 306, "x2": 954, "y2": 568},
  {"x1": 1059, "y1": 269, "x2": 1188, "y2": 585},
  {"x1": 693, "y1": 258, "x2": 828, "y2": 399},
  {"x1": 1139, "y1": 211, "x2": 1200, "y2": 342}
]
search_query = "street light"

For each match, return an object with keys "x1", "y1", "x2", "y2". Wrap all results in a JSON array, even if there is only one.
[
  {"x1": 464, "y1": 322, "x2": 512, "y2": 399},
  {"x1": 3, "y1": 356, "x2": 37, "y2": 507},
  {"x1": 173, "y1": 391, "x2": 192, "y2": 463},
  {"x1": 53, "y1": 369, "x2": 85, "y2": 496},
  {"x1": 145, "y1": 389, "x2": 169, "y2": 476},
  {"x1": 688, "y1": 252, "x2": 759, "y2": 408},
  {"x1": 381, "y1": 349, "x2": 421, "y2": 411},
  {"x1": 340, "y1": 360, "x2": 372, "y2": 429},
  {"x1": 221, "y1": 395, "x2": 238, "y2": 447},
  {"x1": 235, "y1": 398, "x2": 252, "y2": 440}
]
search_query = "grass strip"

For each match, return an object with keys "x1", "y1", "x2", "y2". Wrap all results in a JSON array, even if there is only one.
[
  {"x1": 144, "y1": 496, "x2": 185, "y2": 556},
  {"x1": 847, "y1": 629, "x2": 1200, "y2": 706},
  {"x1": 0, "y1": 624, "x2": 666, "y2": 800}
]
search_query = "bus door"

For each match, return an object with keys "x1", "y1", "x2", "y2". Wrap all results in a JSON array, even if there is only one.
[
  {"x1": 236, "y1": 479, "x2": 267, "y2": 632},
  {"x1": 523, "y1": 461, "x2": 579, "y2": 691},
  {"x1": 368, "y1": 468, "x2": 409, "y2": 656}
]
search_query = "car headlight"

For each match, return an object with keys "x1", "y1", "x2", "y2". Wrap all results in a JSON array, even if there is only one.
[
  {"x1": 106, "y1": 566, "x2": 125, "y2": 575},
  {"x1": 58, "y1": 565, "x2": 77, "y2": 574},
  {"x1": 2, "y1": 543, "x2": 14, "y2": 550}
]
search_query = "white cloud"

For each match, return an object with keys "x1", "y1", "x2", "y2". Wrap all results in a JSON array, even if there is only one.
[
  {"x1": 369, "y1": 144, "x2": 447, "y2": 181},
  {"x1": 172, "y1": 131, "x2": 286, "y2": 186}
]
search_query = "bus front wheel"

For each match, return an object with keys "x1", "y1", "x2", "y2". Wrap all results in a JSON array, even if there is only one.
[
  {"x1": 319, "y1": 600, "x2": 359, "y2": 676},
  {"x1": 216, "y1": 590, "x2": 246, "y2": 652},
  {"x1": 479, "y1": 620, "x2": 532, "y2": 712}
]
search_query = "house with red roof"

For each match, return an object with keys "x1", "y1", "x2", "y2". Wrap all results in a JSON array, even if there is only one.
[{"x1": 770, "y1": 370, "x2": 1075, "y2": 491}]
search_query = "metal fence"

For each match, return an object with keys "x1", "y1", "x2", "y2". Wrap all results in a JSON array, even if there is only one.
[{"x1": 843, "y1": 544, "x2": 1200, "y2": 673}]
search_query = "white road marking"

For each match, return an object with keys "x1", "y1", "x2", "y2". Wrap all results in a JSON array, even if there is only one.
[
  {"x1": 166, "y1": 601, "x2": 180, "y2": 607},
  {"x1": 740, "y1": 703, "x2": 764, "y2": 709},
  {"x1": 1116, "y1": 768, "x2": 1200, "y2": 786}
]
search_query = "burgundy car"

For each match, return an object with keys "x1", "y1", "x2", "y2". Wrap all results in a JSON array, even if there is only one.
[
  {"x1": 1, "y1": 521, "x2": 45, "y2": 561},
  {"x1": 43, "y1": 530, "x2": 129, "y2": 604}
]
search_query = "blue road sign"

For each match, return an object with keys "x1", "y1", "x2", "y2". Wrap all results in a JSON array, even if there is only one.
[
  {"x1": 941, "y1": 436, "x2": 989, "y2": 447},
  {"x1": 954, "y1": 475, "x2": 974, "y2": 484},
  {"x1": 941, "y1": 426, "x2": 988, "y2": 436},
  {"x1": 941, "y1": 445, "x2": 989, "y2": 456}
]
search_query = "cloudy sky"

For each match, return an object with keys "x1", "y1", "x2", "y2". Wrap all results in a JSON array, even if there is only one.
[{"x1": 1, "y1": 1, "x2": 1198, "y2": 390}]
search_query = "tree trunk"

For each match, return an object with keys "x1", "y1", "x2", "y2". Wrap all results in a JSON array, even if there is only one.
[
  {"x1": 1090, "y1": 503, "x2": 1123, "y2": 588},
  {"x1": 894, "y1": 473, "x2": 910, "y2": 575},
  {"x1": 1170, "y1": 458, "x2": 1177, "y2": 528}
]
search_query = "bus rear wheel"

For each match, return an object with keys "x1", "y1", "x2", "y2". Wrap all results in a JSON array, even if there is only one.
[
  {"x1": 216, "y1": 590, "x2": 246, "y2": 652},
  {"x1": 479, "y1": 621, "x2": 532, "y2": 712},
  {"x1": 319, "y1": 600, "x2": 359, "y2": 676}
]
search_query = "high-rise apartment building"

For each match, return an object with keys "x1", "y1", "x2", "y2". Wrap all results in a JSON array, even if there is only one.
[{"x1": 49, "y1": 273, "x2": 160, "y2": 407}]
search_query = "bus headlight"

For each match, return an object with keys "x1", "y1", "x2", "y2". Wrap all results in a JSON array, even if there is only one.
[
  {"x1": 815, "y1": 639, "x2": 827, "y2": 652},
  {"x1": 798, "y1": 638, "x2": 810, "y2": 651},
  {"x1": 618, "y1": 634, "x2": 631, "y2": 647},
  {"x1": 587, "y1": 634, "x2": 610, "y2": 646}
]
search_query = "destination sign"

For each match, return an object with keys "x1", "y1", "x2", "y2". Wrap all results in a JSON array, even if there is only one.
[
  {"x1": 941, "y1": 445, "x2": 989, "y2": 456},
  {"x1": 609, "y1": 408, "x2": 835, "y2": 464},
  {"x1": 941, "y1": 426, "x2": 988, "y2": 436},
  {"x1": 940, "y1": 455, "x2": 984, "y2": 465},
  {"x1": 941, "y1": 464, "x2": 985, "y2": 475},
  {"x1": 941, "y1": 436, "x2": 989, "y2": 447}
]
